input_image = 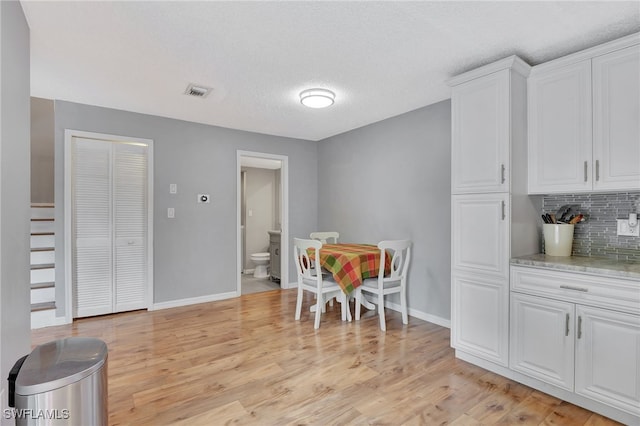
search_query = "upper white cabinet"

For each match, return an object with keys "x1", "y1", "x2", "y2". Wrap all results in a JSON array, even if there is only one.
[
  {"x1": 592, "y1": 46, "x2": 640, "y2": 191},
  {"x1": 451, "y1": 69, "x2": 510, "y2": 193},
  {"x1": 449, "y1": 56, "x2": 530, "y2": 194},
  {"x1": 528, "y1": 61, "x2": 592, "y2": 193},
  {"x1": 528, "y1": 35, "x2": 640, "y2": 194}
]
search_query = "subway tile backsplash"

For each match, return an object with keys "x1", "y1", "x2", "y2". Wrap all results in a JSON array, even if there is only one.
[{"x1": 542, "y1": 192, "x2": 640, "y2": 261}]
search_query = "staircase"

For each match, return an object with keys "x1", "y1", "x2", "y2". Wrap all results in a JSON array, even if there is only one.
[{"x1": 30, "y1": 203, "x2": 57, "y2": 329}]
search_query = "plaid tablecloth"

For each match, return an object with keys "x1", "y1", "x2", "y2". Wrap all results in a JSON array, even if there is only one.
[{"x1": 309, "y1": 243, "x2": 390, "y2": 294}]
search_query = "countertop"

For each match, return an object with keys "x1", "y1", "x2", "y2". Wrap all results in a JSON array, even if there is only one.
[{"x1": 511, "y1": 254, "x2": 640, "y2": 280}]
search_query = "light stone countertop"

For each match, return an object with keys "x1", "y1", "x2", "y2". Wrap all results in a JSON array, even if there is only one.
[{"x1": 511, "y1": 253, "x2": 640, "y2": 280}]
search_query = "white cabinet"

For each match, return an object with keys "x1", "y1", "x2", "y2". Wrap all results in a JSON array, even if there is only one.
[
  {"x1": 510, "y1": 292, "x2": 574, "y2": 391},
  {"x1": 451, "y1": 69, "x2": 510, "y2": 194},
  {"x1": 575, "y1": 305, "x2": 640, "y2": 416},
  {"x1": 510, "y1": 265, "x2": 640, "y2": 420},
  {"x1": 449, "y1": 56, "x2": 534, "y2": 368},
  {"x1": 528, "y1": 61, "x2": 592, "y2": 193},
  {"x1": 452, "y1": 193, "x2": 509, "y2": 278},
  {"x1": 528, "y1": 37, "x2": 640, "y2": 194},
  {"x1": 592, "y1": 46, "x2": 640, "y2": 191}
]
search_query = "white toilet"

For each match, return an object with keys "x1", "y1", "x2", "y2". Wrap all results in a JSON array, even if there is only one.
[{"x1": 250, "y1": 252, "x2": 270, "y2": 278}]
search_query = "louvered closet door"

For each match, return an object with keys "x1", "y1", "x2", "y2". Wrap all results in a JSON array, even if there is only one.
[
  {"x1": 113, "y1": 143, "x2": 147, "y2": 312},
  {"x1": 73, "y1": 138, "x2": 114, "y2": 317},
  {"x1": 72, "y1": 137, "x2": 148, "y2": 318}
]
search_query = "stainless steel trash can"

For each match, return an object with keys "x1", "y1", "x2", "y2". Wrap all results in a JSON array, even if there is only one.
[{"x1": 9, "y1": 337, "x2": 108, "y2": 426}]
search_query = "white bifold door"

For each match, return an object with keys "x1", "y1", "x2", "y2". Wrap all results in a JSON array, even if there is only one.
[{"x1": 70, "y1": 134, "x2": 151, "y2": 318}]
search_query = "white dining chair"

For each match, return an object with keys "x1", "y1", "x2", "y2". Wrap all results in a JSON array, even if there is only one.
[
  {"x1": 355, "y1": 239, "x2": 411, "y2": 331},
  {"x1": 309, "y1": 231, "x2": 339, "y2": 244},
  {"x1": 293, "y1": 238, "x2": 351, "y2": 329}
]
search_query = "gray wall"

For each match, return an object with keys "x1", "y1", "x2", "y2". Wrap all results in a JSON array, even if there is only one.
[
  {"x1": 31, "y1": 97, "x2": 55, "y2": 203},
  {"x1": 317, "y1": 100, "x2": 452, "y2": 323},
  {"x1": 54, "y1": 101, "x2": 318, "y2": 313},
  {"x1": 0, "y1": 0, "x2": 31, "y2": 416}
]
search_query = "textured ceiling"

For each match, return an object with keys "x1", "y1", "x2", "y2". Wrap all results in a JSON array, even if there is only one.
[{"x1": 21, "y1": 1, "x2": 640, "y2": 141}]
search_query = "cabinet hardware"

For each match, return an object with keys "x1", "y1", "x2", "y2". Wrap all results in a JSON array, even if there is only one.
[
  {"x1": 501, "y1": 164, "x2": 506, "y2": 184},
  {"x1": 584, "y1": 161, "x2": 588, "y2": 182},
  {"x1": 595, "y1": 160, "x2": 600, "y2": 181},
  {"x1": 560, "y1": 285, "x2": 588, "y2": 292},
  {"x1": 501, "y1": 200, "x2": 506, "y2": 220},
  {"x1": 565, "y1": 313, "x2": 570, "y2": 337},
  {"x1": 578, "y1": 316, "x2": 583, "y2": 339}
]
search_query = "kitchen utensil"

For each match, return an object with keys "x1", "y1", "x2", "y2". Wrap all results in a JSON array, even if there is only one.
[
  {"x1": 569, "y1": 214, "x2": 583, "y2": 224},
  {"x1": 549, "y1": 213, "x2": 557, "y2": 224},
  {"x1": 542, "y1": 214, "x2": 550, "y2": 223},
  {"x1": 559, "y1": 207, "x2": 572, "y2": 223}
]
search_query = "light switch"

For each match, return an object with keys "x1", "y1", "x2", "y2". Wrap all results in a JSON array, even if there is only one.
[
  {"x1": 248, "y1": 209, "x2": 253, "y2": 217},
  {"x1": 169, "y1": 184, "x2": 177, "y2": 194},
  {"x1": 167, "y1": 208, "x2": 175, "y2": 218}
]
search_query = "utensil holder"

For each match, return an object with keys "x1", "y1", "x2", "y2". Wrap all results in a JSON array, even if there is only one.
[{"x1": 543, "y1": 223, "x2": 575, "y2": 256}]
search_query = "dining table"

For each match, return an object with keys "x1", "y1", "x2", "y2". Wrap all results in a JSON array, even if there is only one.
[{"x1": 308, "y1": 243, "x2": 391, "y2": 295}]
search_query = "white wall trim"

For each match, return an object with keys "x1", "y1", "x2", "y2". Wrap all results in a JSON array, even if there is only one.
[
  {"x1": 236, "y1": 150, "x2": 289, "y2": 293},
  {"x1": 150, "y1": 291, "x2": 237, "y2": 311},
  {"x1": 64, "y1": 129, "x2": 154, "y2": 321},
  {"x1": 365, "y1": 295, "x2": 451, "y2": 329}
]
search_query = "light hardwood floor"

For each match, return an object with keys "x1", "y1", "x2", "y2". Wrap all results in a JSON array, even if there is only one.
[{"x1": 31, "y1": 289, "x2": 620, "y2": 425}]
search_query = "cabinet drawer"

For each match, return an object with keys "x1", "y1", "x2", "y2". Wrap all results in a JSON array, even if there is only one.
[{"x1": 511, "y1": 266, "x2": 640, "y2": 315}]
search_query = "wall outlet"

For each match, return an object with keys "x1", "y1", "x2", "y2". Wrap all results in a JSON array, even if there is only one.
[
  {"x1": 167, "y1": 208, "x2": 175, "y2": 218},
  {"x1": 617, "y1": 219, "x2": 639, "y2": 237},
  {"x1": 169, "y1": 183, "x2": 177, "y2": 194},
  {"x1": 197, "y1": 194, "x2": 210, "y2": 204}
]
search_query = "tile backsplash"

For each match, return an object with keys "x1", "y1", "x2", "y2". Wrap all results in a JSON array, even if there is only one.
[{"x1": 542, "y1": 192, "x2": 640, "y2": 261}]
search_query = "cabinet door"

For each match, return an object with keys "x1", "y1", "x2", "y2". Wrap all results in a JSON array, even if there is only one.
[
  {"x1": 575, "y1": 305, "x2": 640, "y2": 417},
  {"x1": 451, "y1": 69, "x2": 510, "y2": 194},
  {"x1": 510, "y1": 293, "x2": 575, "y2": 391},
  {"x1": 528, "y1": 61, "x2": 592, "y2": 194},
  {"x1": 452, "y1": 193, "x2": 509, "y2": 279},
  {"x1": 593, "y1": 45, "x2": 640, "y2": 191},
  {"x1": 452, "y1": 272, "x2": 509, "y2": 366}
]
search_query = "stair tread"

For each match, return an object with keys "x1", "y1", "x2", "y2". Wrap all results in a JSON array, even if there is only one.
[
  {"x1": 31, "y1": 281, "x2": 55, "y2": 289},
  {"x1": 31, "y1": 263, "x2": 55, "y2": 270},
  {"x1": 31, "y1": 218, "x2": 54, "y2": 222},
  {"x1": 31, "y1": 203, "x2": 54, "y2": 208},
  {"x1": 31, "y1": 232, "x2": 54, "y2": 236},
  {"x1": 31, "y1": 247, "x2": 55, "y2": 252},
  {"x1": 31, "y1": 301, "x2": 56, "y2": 312}
]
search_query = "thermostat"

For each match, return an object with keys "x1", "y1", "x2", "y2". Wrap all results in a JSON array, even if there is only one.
[{"x1": 197, "y1": 194, "x2": 210, "y2": 204}]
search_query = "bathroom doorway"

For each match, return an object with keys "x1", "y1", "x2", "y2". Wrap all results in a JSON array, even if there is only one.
[{"x1": 236, "y1": 151, "x2": 288, "y2": 295}]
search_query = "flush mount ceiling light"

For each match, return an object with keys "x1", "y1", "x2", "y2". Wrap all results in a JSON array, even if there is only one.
[{"x1": 299, "y1": 88, "x2": 335, "y2": 108}]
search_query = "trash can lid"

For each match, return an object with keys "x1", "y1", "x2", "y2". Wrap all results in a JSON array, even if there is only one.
[{"x1": 15, "y1": 337, "x2": 107, "y2": 395}]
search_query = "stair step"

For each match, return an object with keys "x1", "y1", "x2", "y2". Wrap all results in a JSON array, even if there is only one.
[
  {"x1": 31, "y1": 221, "x2": 55, "y2": 233},
  {"x1": 31, "y1": 232, "x2": 54, "y2": 236},
  {"x1": 31, "y1": 301, "x2": 56, "y2": 312},
  {"x1": 31, "y1": 286, "x2": 55, "y2": 304},
  {"x1": 31, "y1": 268, "x2": 55, "y2": 283},
  {"x1": 31, "y1": 281, "x2": 55, "y2": 289},
  {"x1": 31, "y1": 234, "x2": 55, "y2": 248},
  {"x1": 31, "y1": 218, "x2": 54, "y2": 222},
  {"x1": 31, "y1": 263, "x2": 55, "y2": 270}
]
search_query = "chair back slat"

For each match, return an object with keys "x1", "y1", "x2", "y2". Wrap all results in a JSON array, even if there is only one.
[
  {"x1": 294, "y1": 238, "x2": 322, "y2": 281},
  {"x1": 377, "y1": 240, "x2": 411, "y2": 280},
  {"x1": 310, "y1": 231, "x2": 339, "y2": 244}
]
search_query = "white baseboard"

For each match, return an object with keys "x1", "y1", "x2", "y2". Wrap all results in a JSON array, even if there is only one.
[
  {"x1": 151, "y1": 291, "x2": 238, "y2": 311},
  {"x1": 382, "y1": 298, "x2": 451, "y2": 329}
]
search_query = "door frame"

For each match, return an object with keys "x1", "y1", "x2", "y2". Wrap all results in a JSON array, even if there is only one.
[
  {"x1": 64, "y1": 129, "x2": 154, "y2": 322},
  {"x1": 236, "y1": 150, "x2": 289, "y2": 294}
]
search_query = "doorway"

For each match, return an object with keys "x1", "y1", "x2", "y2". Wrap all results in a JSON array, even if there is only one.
[{"x1": 237, "y1": 151, "x2": 288, "y2": 295}]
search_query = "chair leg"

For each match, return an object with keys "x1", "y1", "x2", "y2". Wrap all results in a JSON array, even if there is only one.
[
  {"x1": 355, "y1": 289, "x2": 361, "y2": 320},
  {"x1": 295, "y1": 287, "x2": 303, "y2": 320},
  {"x1": 401, "y1": 285, "x2": 408, "y2": 325},
  {"x1": 378, "y1": 294, "x2": 386, "y2": 331},
  {"x1": 340, "y1": 293, "x2": 347, "y2": 321},
  {"x1": 314, "y1": 293, "x2": 323, "y2": 329}
]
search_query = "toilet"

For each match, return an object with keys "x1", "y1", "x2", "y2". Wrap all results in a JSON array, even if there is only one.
[{"x1": 250, "y1": 252, "x2": 270, "y2": 278}]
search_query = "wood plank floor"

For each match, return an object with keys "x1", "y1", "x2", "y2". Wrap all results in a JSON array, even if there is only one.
[{"x1": 31, "y1": 289, "x2": 621, "y2": 425}]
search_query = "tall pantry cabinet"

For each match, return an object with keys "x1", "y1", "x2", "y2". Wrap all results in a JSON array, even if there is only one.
[{"x1": 449, "y1": 57, "x2": 540, "y2": 367}]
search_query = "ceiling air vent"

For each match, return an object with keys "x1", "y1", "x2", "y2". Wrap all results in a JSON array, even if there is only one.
[{"x1": 184, "y1": 83, "x2": 212, "y2": 98}]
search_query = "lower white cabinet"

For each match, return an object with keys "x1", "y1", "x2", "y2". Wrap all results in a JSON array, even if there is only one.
[
  {"x1": 575, "y1": 305, "x2": 640, "y2": 416},
  {"x1": 510, "y1": 292, "x2": 574, "y2": 391},
  {"x1": 510, "y1": 266, "x2": 640, "y2": 419},
  {"x1": 453, "y1": 272, "x2": 509, "y2": 366}
]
